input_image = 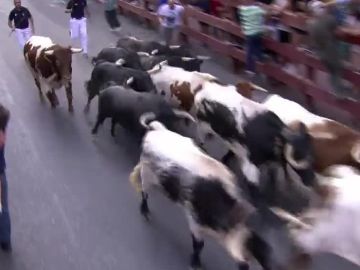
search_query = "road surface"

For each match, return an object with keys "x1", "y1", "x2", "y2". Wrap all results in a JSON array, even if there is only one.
[{"x1": 0, "y1": 1, "x2": 358, "y2": 269}]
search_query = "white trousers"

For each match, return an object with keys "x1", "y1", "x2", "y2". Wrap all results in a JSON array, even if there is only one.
[
  {"x1": 69, "y1": 18, "x2": 88, "y2": 54},
  {"x1": 15, "y1": 28, "x2": 32, "y2": 49}
]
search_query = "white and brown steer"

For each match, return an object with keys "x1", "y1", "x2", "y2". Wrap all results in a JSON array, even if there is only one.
[{"x1": 23, "y1": 36, "x2": 82, "y2": 112}]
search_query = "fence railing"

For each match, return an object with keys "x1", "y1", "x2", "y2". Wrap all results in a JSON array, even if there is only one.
[{"x1": 116, "y1": 0, "x2": 360, "y2": 121}]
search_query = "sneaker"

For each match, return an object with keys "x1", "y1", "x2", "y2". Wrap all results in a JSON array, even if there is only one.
[{"x1": 1, "y1": 242, "x2": 12, "y2": 253}]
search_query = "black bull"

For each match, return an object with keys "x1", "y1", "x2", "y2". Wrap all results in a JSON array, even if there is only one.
[{"x1": 84, "y1": 62, "x2": 156, "y2": 112}]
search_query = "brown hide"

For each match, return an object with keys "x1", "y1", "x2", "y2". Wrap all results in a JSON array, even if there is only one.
[
  {"x1": 170, "y1": 81, "x2": 194, "y2": 112},
  {"x1": 24, "y1": 44, "x2": 72, "y2": 84},
  {"x1": 290, "y1": 120, "x2": 360, "y2": 172}
]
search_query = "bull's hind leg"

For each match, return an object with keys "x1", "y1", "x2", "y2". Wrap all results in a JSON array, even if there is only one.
[
  {"x1": 129, "y1": 162, "x2": 151, "y2": 220},
  {"x1": 91, "y1": 114, "x2": 106, "y2": 134},
  {"x1": 186, "y1": 212, "x2": 205, "y2": 270},
  {"x1": 65, "y1": 83, "x2": 74, "y2": 113}
]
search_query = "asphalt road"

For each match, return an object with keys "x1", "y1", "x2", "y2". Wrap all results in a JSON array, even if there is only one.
[{"x1": 0, "y1": 1, "x2": 359, "y2": 270}]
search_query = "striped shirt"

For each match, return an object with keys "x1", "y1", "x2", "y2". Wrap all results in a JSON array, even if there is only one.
[{"x1": 238, "y1": 5, "x2": 266, "y2": 36}]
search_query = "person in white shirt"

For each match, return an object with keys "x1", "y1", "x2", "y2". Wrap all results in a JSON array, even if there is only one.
[{"x1": 157, "y1": 0, "x2": 184, "y2": 46}]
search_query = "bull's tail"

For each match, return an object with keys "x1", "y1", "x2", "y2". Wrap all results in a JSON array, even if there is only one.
[
  {"x1": 129, "y1": 162, "x2": 143, "y2": 194},
  {"x1": 84, "y1": 80, "x2": 90, "y2": 95},
  {"x1": 139, "y1": 112, "x2": 167, "y2": 131}
]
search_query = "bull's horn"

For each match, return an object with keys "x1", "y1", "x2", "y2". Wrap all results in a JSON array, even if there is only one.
[
  {"x1": 169, "y1": 45, "x2": 181, "y2": 49},
  {"x1": 137, "y1": 52, "x2": 151, "y2": 57},
  {"x1": 44, "y1": 50, "x2": 54, "y2": 56},
  {"x1": 172, "y1": 109, "x2": 196, "y2": 123},
  {"x1": 115, "y1": 58, "x2": 126, "y2": 66},
  {"x1": 125, "y1": 77, "x2": 134, "y2": 86},
  {"x1": 139, "y1": 112, "x2": 157, "y2": 129},
  {"x1": 151, "y1": 49, "x2": 159, "y2": 55},
  {"x1": 129, "y1": 36, "x2": 140, "y2": 41},
  {"x1": 284, "y1": 144, "x2": 310, "y2": 170},
  {"x1": 270, "y1": 207, "x2": 312, "y2": 230},
  {"x1": 196, "y1": 55, "x2": 211, "y2": 60},
  {"x1": 181, "y1": 57, "x2": 195, "y2": 62},
  {"x1": 251, "y1": 83, "x2": 268, "y2": 93},
  {"x1": 351, "y1": 142, "x2": 360, "y2": 163},
  {"x1": 70, "y1": 48, "x2": 83, "y2": 54},
  {"x1": 147, "y1": 60, "x2": 168, "y2": 75}
]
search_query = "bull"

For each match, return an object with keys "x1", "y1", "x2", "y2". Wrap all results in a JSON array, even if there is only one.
[
  {"x1": 23, "y1": 36, "x2": 82, "y2": 112},
  {"x1": 84, "y1": 61, "x2": 156, "y2": 112}
]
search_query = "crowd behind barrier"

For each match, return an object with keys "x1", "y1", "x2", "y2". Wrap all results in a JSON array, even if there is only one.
[{"x1": 115, "y1": 0, "x2": 360, "y2": 121}]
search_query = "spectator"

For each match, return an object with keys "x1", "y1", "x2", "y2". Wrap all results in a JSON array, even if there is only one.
[
  {"x1": 104, "y1": 0, "x2": 121, "y2": 31},
  {"x1": 66, "y1": 0, "x2": 91, "y2": 58},
  {"x1": 0, "y1": 104, "x2": 11, "y2": 253},
  {"x1": 157, "y1": 0, "x2": 184, "y2": 46},
  {"x1": 308, "y1": 3, "x2": 354, "y2": 99},
  {"x1": 238, "y1": 1, "x2": 274, "y2": 79},
  {"x1": 8, "y1": 0, "x2": 35, "y2": 49}
]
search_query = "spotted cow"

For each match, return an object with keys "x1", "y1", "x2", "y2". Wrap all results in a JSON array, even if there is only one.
[{"x1": 23, "y1": 36, "x2": 82, "y2": 112}]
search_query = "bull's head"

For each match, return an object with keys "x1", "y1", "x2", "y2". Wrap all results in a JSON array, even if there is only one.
[
  {"x1": 281, "y1": 123, "x2": 315, "y2": 187},
  {"x1": 44, "y1": 46, "x2": 82, "y2": 81}
]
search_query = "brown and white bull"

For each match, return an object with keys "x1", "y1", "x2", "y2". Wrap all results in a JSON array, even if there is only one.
[
  {"x1": 23, "y1": 36, "x2": 82, "y2": 112},
  {"x1": 239, "y1": 83, "x2": 360, "y2": 172},
  {"x1": 147, "y1": 61, "x2": 219, "y2": 114}
]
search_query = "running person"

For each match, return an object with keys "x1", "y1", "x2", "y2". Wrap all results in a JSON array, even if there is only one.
[
  {"x1": 66, "y1": 0, "x2": 90, "y2": 57},
  {"x1": 8, "y1": 0, "x2": 35, "y2": 49}
]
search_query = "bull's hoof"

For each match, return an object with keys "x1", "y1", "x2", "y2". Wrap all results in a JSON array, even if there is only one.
[
  {"x1": 91, "y1": 128, "x2": 97, "y2": 135},
  {"x1": 68, "y1": 106, "x2": 74, "y2": 114},
  {"x1": 140, "y1": 202, "x2": 150, "y2": 221}
]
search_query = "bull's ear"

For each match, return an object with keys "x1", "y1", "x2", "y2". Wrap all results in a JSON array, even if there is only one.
[
  {"x1": 44, "y1": 50, "x2": 54, "y2": 56},
  {"x1": 236, "y1": 81, "x2": 253, "y2": 98},
  {"x1": 70, "y1": 48, "x2": 83, "y2": 54}
]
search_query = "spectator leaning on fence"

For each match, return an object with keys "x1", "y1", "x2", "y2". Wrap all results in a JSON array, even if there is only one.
[
  {"x1": 308, "y1": 0, "x2": 357, "y2": 100},
  {"x1": 238, "y1": 1, "x2": 270, "y2": 79},
  {"x1": 157, "y1": 0, "x2": 184, "y2": 46}
]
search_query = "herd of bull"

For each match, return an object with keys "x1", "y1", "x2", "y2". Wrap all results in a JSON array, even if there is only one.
[{"x1": 23, "y1": 35, "x2": 360, "y2": 270}]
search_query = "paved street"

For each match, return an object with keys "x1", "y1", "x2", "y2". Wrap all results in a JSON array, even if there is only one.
[{"x1": 0, "y1": 1, "x2": 358, "y2": 269}]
